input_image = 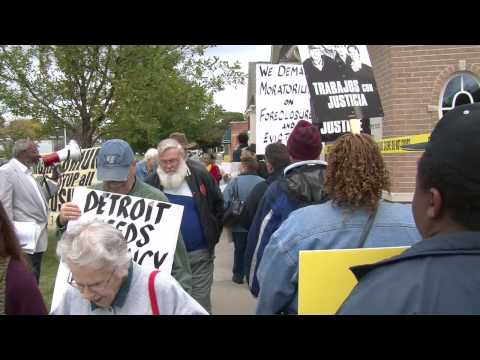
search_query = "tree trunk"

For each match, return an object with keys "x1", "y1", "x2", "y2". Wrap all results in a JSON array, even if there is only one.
[{"x1": 81, "y1": 115, "x2": 93, "y2": 148}]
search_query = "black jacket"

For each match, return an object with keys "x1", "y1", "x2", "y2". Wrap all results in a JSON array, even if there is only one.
[
  {"x1": 145, "y1": 163, "x2": 224, "y2": 254},
  {"x1": 337, "y1": 231, "x2": 480, "y2": 315},
  {"x1": 232, "y1": 145, "x2": 248, "y2": 162},
  {"x1": 238, "y1": 166, "x2": 287, "y2": 231}
]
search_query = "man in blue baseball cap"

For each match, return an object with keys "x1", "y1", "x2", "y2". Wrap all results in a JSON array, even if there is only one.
[
  {"x1": 337, "y1": 103, "x2": 480, "y2": 314},
  {"x1": 96, "y1": 139, "x2": 135, "y2": 182},
  {"x1": 57, "y1": 139, "x2": 193, "y2": 295}
]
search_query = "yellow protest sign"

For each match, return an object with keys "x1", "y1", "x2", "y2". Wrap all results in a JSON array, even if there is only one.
[
  {"x1": 298, "y1": 246, "x2": 409, "y2": 315},
  {"x1": 324, "y1": 133, "x2": 430, "y2": 155},
  {"x1": 32, "y1": 147, "x2": 100, "y2": 225}
]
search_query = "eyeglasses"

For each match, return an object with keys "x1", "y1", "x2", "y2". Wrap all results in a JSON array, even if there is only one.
[
  {"x1": 159, "y1": 158, "x2": 179, "y2": 166},
  {"x1": 68, "y1": 268, "x2": 116, "y2": 293}
]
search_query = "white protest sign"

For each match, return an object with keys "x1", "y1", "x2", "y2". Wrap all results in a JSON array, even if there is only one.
[
  {"x1": 255, "y1": 63, "x2": 311, "y2": 155},
  {"x1": 51, "y1": 186, "x2": 184, "y2": 312}
]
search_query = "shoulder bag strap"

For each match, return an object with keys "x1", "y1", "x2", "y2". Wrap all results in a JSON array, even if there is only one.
[
  {"x1": 233, "y1": 177, "x2": 240, "y2": 201},
  {"x1": 229, "y1": 177, "x2": 239, "y2": 202},
  {"x1": 148, "y1": 270, "x2": 161, "y2": 315},
  {"x1": 358, "y1": 207, "x2": 378, "y2": 248}
]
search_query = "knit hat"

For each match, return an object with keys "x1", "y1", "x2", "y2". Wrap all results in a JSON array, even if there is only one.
[{"x1": 287, "y1": 120, "x2": 322, "y2": 160}]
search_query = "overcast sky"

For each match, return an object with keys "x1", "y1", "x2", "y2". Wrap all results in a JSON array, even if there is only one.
[{"x1": 205, "y1": 45, "x2": 271, "y2": 113}]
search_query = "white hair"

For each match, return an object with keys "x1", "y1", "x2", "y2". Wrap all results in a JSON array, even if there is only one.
[
  {"x1": 156, "y1": 157, "x2": 188, "y2": 189},
  {"x1": 144, "y1": 148, "x2": 158, "y2": 161},
  {"x1": 57, "y1": 219, "x2": 131, "y2": 272},
  {"x1": 157, "y1": 138, "x2": 185, "y2": 158}
]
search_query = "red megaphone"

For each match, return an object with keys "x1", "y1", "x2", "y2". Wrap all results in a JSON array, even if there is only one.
[{"x1": 40, "y1": 140, "x2": 81, "y2": 167}]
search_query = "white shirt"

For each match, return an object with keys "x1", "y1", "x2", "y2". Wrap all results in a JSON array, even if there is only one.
[{"x1": 12, "y1": 158, "x2": 48, "y2": 216}]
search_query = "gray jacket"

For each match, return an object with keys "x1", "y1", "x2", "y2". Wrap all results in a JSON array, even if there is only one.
[{"x1": 51, "y1": 261, "x2": 207, "y2": 315}]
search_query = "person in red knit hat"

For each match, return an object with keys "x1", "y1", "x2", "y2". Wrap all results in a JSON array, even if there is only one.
[
  {"x1": 245, "y1": 119, "x2": 330, "y2": 298},
  {"x1": 286, "y1": 119, "x2": 322, "y2": 160}
]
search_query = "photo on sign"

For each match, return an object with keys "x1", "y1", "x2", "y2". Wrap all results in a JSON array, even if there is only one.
[{"x1": 298, "y1": 45, "x2": 384, "y2": 143}]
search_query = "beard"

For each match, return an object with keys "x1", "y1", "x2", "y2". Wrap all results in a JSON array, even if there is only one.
[{"x1": 157, "y1": 159, "x2": 188, "y2": 190}]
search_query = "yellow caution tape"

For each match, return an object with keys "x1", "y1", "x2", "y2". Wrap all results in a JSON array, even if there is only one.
[{"x1": 324, "y1": 133, "x2": 430, "y2": 155}]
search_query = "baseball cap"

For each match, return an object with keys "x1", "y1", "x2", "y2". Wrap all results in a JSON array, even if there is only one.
[
  {"x1": 96, "y1": 139, "x2": 135, "y2": 182},
  {"x1": 402, "y1": 103, "x2": 480, "y2": 152},
  {"x1": 403, "y1": 103, "x2": 480, "y2": 180}
]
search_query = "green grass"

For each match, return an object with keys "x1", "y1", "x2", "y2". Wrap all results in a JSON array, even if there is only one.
[{"x1": 39, "y1": 229, "x2": 60, "y2": 311}]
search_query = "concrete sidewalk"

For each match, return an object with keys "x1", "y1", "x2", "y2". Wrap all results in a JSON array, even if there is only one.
[{"x1": 211, "y1": 228, "x2": 257, "y2": 315}]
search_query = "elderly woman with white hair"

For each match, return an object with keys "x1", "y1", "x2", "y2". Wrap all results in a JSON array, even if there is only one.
[
  {"x1": 52, "y1": 219, "x2": 208, "y2": 315},
  {"x1": 135, "y1": 148, "x2": 158, "y2": 182}
]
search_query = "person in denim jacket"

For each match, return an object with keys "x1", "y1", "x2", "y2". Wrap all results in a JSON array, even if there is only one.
[{"x1": 256, "y1": 133, "x2": 422, "y2": 314}]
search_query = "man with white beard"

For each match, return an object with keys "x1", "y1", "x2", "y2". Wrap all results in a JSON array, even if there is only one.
[{"x1": 145, "y1": 138, "x2": 224, "y2": 313}]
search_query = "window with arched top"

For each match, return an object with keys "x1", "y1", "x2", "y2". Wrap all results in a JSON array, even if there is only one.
[{"x1": 439, "y1": 73, "x2": 480, "y2": 117}]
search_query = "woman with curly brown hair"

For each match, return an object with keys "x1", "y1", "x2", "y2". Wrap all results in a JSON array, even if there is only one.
[
  {"x1": 323, "y1": 133, "x2": 390, "y2": 213},
  {"x1": 256, "y1": 133, "x2": 421, "y2": 315}
]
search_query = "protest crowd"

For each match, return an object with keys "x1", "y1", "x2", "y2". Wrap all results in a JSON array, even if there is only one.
[{"x1": 1, "y1": 45, "x2": 480, "y2": 315}]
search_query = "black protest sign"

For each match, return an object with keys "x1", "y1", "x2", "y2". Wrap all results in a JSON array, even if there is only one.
[{"x1": 299, "y1": 45, "x2": 383, "y2": 143}]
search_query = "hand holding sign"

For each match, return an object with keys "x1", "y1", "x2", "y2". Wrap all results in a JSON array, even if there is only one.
[{"x1": 59, "y1": 202, "x2": 82, "y2": 225}]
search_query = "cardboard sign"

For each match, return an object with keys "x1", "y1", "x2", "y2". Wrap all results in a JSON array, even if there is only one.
[
  {"x1": 32, "y1": 147, "x2": 100, "y2": 225},
  {"x1": 50, "y1": 186, "x2": 184, "y2": 312},
  {"x1": 298, "y1": 45, "x2": 384, "y2": 143},
  {"x1": 255, "y1": 63, "x2": 311, "y2": 154},
  {"x1": 298, "y1": 246, "x2": 408, "y2": 315}
]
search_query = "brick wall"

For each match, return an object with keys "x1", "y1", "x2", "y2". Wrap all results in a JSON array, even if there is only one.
[
  {"x1": 368, "y1": 45, "x2": 480, "y2": 197},
  {"x1": 229, "y1": 121, "x2": 249, "y2": 159}
]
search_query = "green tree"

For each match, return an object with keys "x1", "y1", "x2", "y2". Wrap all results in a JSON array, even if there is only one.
[
  {"x1": 0, "y1": 45, "x2": 245, "y2": 151},
  {"x1": 193, "y1": 110, "x2": 246, "y2": 148},
  {"x1": 102, "y1": 46, "x2": 245, "y2": 152},
  {"x1": 0, "y1": 118, "x2": 45, "y2": 158}
]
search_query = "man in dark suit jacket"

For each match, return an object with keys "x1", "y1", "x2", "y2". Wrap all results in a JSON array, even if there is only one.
[
  {"x1": 303, "y1": 45, "x2": 355, "y2": 124},
  {"x1": 347, "y1": 45, "x2": 384, "y2": 119}
]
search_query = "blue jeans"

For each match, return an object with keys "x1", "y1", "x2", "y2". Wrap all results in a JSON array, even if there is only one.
[{"x1": 232, "y1": 231, "x2": 247, "y2": 280}]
